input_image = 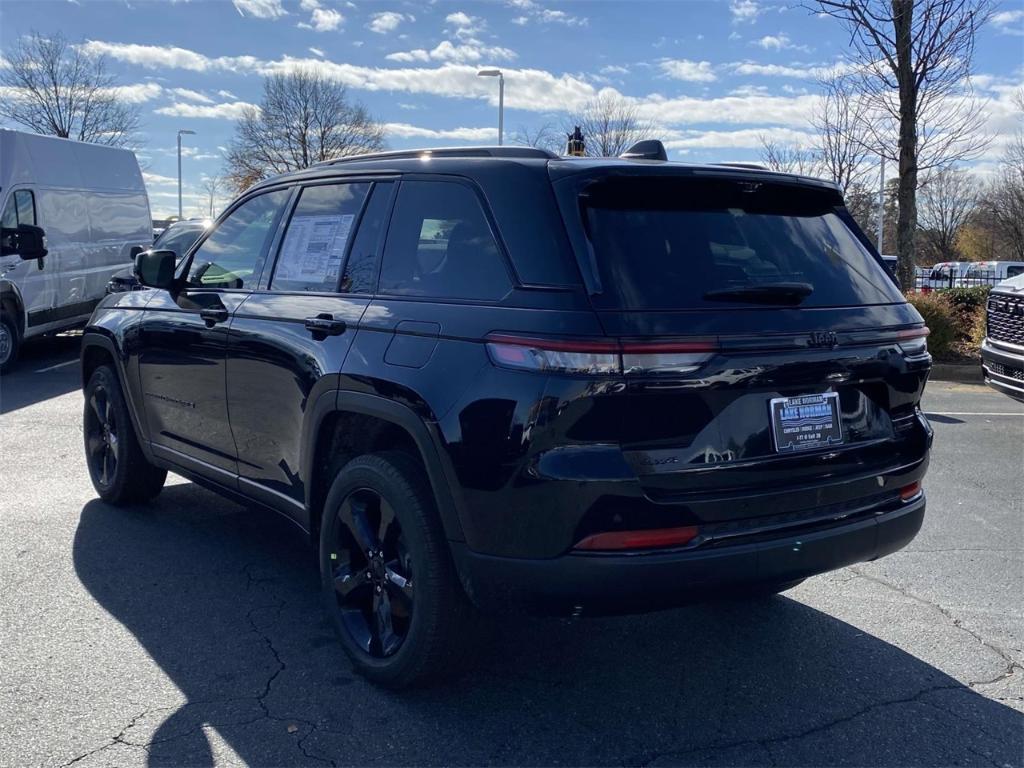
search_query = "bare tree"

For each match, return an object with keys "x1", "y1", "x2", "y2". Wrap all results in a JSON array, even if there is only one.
[
  {"x1": 917, "y1": 166, "x2": 978, "y2": 261},
  {"x1": 812, "y1": 72, "x2": 876, "y2": 194},
  {"x1": 0, "y1": 31, "x2": 140, "y2": 147},
  {"x1": 511, "y1": 122, "x2": 562, "y2": 153},
  {"x1": 809, "y1": 0, "x2": 993, "y2": 287},
  {"x1": 978, "y1": 91, "x2": 1024, "y2": 261},
  {"x1": 199, "y1": 175, "x2": 223, "y2": 219},
  {"x1": 564, "y1": 92, "x2": 651, "y2": 157},
  {"x1": 758, "y1": 136, "x2": 820, "y2": 176},
  {"x1": 224, "y1": 68, "x2": 385, "y2": 192}
]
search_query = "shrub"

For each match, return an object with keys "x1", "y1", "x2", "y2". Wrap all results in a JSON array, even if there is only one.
[
  {"x1": 905, "y1": 291, "x2": 960, "y2": 360},
  {"x1": 941, "y1": 286, "x2": 991, "y2": 319}
]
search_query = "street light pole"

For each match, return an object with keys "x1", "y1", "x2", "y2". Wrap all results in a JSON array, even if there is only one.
[
  {"x1": 177, "y1": 129, "x2": 196, "y2": 220},
  {"x1": 477, "y1": 69, "x2": 504, "y2": 146}
]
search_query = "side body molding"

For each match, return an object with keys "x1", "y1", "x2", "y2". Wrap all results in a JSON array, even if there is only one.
[{"x1": 302, "y1": 389, "x2": 467, "y2": 543}]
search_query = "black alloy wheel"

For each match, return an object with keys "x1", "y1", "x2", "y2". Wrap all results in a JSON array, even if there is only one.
[
  {"x1": 327, "y1": 488, "x2": 415, "y2": 658},
  {"x1": 85, "y1": 382, "x2": 120, "y2": 489}
]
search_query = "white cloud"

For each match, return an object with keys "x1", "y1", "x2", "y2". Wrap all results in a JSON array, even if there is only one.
[
  {"x1": 80, "y1": 40, "x2": 216, "y2": 71},
  {"x1": 309, "y1": 46, "x2": 325, "y2": 57},
  {"x1": 755, "y1": 33, "x2": 810, "y2": 52},
  {"x1": 505, "y1": 0, "x2": 587, "y2": 26},
  {"x1": 155, "y1": 101, "x2": 257, "y2": 119},
  {"x1": 386, "y1": 39, "x2": 516, "y2": 64},
  {"x1": 445, "y1": 11, "x2": 474, "y2": 27},
  {"x1": 369, "y1": 11, "x2": 407, "y2": 34},
  {"x1": 309, "y1": 8, "x2": 343, "y2": 31},
  {"x1": 660, "y1": 59, "x2": 716, "y2": 83},
  {"x1": 143, "y1": 171, "x2": 178, "y2": 187},
  {"x1": 384, "y1": 122, "x2": 497, "y2": 141},
  {"x1": 232, "y1": 0, "x2": 286, "y2": 19},
  {"x1": 600, "y1": 65, "x2": 629, "y2": 75},
  {"x1": 991, "y1": 9, "x2": 1024, "y2": 35},
  {"x1": 217, "y1": 89, "x2": 237, "y2": 99},
  {"x1": 661, "y1": 127, "x2": 817, "y2": 150},
  {"x1": 171, "y1": 87, "x2": 213, "y2": 103},
  {"x1": 730, "y1": 0, "x2": 762, "y2": 23},
  {"x1": 106, "y1": 82, "x2": 163, "y2": 102},
  {"x1": 729, "y1": 60, "x2": 855, "y2": 80}
]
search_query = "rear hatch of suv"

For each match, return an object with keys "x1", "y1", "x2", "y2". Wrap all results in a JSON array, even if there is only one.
[{"x1": 550, "y1": 164, "x2": 932, "y2": 533}]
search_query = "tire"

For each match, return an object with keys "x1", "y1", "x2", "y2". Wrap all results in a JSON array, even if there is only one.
[
  {"x1": 83, "y1": 365, "x2": 167, "y2": 505},
  {"x1": 319, "y1": 451, "x2": 479, "y2": 689},
  {"x1": 0, "y1": 312, "x2": 20, "y2": 374}
]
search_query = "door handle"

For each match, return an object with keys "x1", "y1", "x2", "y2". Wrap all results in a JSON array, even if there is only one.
[
  {"x1": 199, "y1": 307, "x2": 230, "y2": 326},
  {"x1": 305, "y1": 313, "x2": 347, "y2": 340}
]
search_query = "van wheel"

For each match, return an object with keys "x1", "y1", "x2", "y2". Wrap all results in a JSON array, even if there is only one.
[
  {"x1": 84, "y1": 365, "x2": 167, "y2": 505},
  {"x1": 0, "y1": 313, "x2": 20, "y2": 373},
  {"x1": 319, "y1": 451, "x2": 479, "y2": 689}
]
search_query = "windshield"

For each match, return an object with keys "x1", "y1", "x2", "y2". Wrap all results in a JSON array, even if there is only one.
[
  {"x1": 578, "y1": 177, "x2": 901, "y2": 310},
  {"x1": 154, "y1": 225, "x2": 204, "y2": 261}
]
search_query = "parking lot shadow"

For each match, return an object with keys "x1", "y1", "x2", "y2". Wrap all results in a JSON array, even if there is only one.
[
  {"x1": 73, "y1": 483, "x2": 1022, "y2": 767},
  {"x1": 0, "y1": 332, "x2": 82, "y2": 414}
]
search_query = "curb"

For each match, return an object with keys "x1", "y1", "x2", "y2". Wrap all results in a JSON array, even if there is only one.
[{"x1": 930, "y1": 362, "x2": 984, "y2": 384}]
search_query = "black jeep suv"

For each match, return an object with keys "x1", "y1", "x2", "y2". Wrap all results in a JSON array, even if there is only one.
[{"x1": 81, "y1": 146, "x2": 933, "y2": 687}]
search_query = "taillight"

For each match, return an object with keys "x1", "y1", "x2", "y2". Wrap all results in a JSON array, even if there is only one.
[
  {"x1": 574, "y1": 525, "x2": 700, "y2": 551},
  {"x1": 896, "y1": 328, "x2": 930, "y2": 360},
  {"x1": 485, "y1": 334, "x2": 715, "y2": 376},
  {"x1": 899, "y1": 481, "x2": 922, "y2": 501}
]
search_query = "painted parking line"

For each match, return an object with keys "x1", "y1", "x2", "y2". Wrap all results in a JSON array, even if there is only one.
[{"x1": 34, "y1": 359, "x2": 78, "y2": 373}]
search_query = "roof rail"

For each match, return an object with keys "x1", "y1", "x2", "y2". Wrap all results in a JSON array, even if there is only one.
[
  {"x1": 714, "y1": 162, "x2": 769, "y2": 171},
  {"x1": 314, "y1": 146, "x2": 560, "y2": 167}
]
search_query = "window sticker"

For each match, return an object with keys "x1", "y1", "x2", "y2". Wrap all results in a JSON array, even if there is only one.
[{"x1": 276, "y1": 213, "x2": 355, "y2": 285}]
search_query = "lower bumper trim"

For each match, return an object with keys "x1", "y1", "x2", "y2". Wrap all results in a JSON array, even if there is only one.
[{"x1": 452, "y1": 496, "x2": 925, "y2": 615}]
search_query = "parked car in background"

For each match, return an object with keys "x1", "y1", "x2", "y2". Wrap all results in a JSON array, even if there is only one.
[
  {"x1": 106, "y1": 219, "x2": 209, "y2": 294},
  {"x1": 923, "y1": 261, "x2": 969, "y2": 290},
  {"x1": 81, "y1": 144, "x2": 932, "y2": 688},
  {"x1": 958, "y1": 261, "x2": 1024, "y2": 287},
  {"x1": 0, "y1": 129, "x2": 151, "y2": 372},
  {"x1": 981, "y1": 272, "x2": 1024, "y2": 402},
  {"x1": 881, "y1": 255, "x2": 900, "y2": 288}
]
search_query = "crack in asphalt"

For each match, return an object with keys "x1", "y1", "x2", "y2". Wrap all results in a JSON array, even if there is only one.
[
  {"x1": 627, "y1": 683, "x2": 968, "y2": 767},
  {"x1": 848, "y1": 566, "x2": 1021, "y2": 677}
]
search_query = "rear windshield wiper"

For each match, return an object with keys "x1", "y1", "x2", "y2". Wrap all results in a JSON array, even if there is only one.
[{"x1": 703, "y1": 282, "x2": 814, "y2": 305}]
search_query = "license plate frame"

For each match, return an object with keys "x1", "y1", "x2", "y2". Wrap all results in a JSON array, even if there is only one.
[{"x1": 769, "y1": 392, "x2": 843, "y2": 453}]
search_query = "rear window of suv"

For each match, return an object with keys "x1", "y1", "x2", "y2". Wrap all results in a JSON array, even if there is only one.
[{"x1": 577, "y1": 176, "x2": 902, "y2": 310}]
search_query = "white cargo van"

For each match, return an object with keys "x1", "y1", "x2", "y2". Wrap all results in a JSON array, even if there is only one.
[{"x1": 0, "y1": 129, "x2": 151, "y2": 371}]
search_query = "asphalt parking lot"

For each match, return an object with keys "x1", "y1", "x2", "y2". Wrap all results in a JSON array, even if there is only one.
[{"x1": 1, "y1": 333, "x2": 1021, "y2": 768}]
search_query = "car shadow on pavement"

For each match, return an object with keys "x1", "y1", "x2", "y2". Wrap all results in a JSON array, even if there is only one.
[
  {"x1": 0, "y1": 331, "x2": 82, "y2": 414},
  {"x1": 73, "y1": 483, "x2": 1023, "y2": 767}
]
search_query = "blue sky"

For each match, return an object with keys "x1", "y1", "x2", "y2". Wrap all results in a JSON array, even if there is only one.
[{"x1": 2, "y1": 0, "x2": 1022, "y2": 218}]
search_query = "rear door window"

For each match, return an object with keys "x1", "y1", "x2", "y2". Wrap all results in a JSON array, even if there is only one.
[
  {"x1": 379, "y1": 180, "x2": 511, "y2": 301},
  {"x1": 577, "y1": 177, "x2": 902, "y2": 310},
  {"x1": 271, "y1": 182, "x2": 370, "y2": 293}
]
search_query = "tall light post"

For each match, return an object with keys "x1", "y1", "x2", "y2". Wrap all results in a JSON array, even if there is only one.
[
  {"x1": 177, "y1": 129, "x2": 196, "y2": 219},
  {"x1": 477, "y1": 69, "x2": 503, "y2": 146}
]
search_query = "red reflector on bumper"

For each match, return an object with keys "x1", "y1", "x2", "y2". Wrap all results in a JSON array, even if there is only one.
[
  {"x1": 899, "y1": 481, "x2": 922, "y2": 501},
  {"x1": 574, "y1": 525, "x2": 700, "y2": 551}
]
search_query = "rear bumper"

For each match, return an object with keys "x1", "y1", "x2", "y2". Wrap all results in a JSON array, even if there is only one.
[
  {"x1": 452, "y1": 494, "x2": 925, "y2": 614},
  {"x1": 981, "y1": 339, "x2": 1024, "y2": 403}
]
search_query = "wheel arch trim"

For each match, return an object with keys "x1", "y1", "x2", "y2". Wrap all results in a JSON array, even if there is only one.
[
  {"x1": 303, "y1": 389, "x2": 467, "y2": 543},
  {"x1": 80, "y1": 331, "x2": 153, "y2": 455}
]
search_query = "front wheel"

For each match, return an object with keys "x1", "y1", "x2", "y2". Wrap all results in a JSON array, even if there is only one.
[
  {"x1": 319, "y1": 451, "x2": 479, "y2": 688},
  {"x1": 83, "y1": 365, "x2": 167, "y2": 504},
  {"x1": 0, "y1": 313, "x2": 20, "y2": 374}
]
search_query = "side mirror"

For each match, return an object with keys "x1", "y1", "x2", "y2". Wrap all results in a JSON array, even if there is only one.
[
  {"x1": 134, "y1": 249, "x2": 177, "y2": 290},
  {"x1": 0, "y1": 224, "x2": 48, "y2": 260}
]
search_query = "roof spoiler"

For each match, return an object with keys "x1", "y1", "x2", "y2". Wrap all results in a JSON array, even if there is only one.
[{"x1": 620, "y1": 140, "x2": 668, "y2": 162}]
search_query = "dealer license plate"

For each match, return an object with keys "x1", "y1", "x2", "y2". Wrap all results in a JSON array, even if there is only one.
[{"x1": 769, "y1": 392, "x2": 843, "y2": 453}]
